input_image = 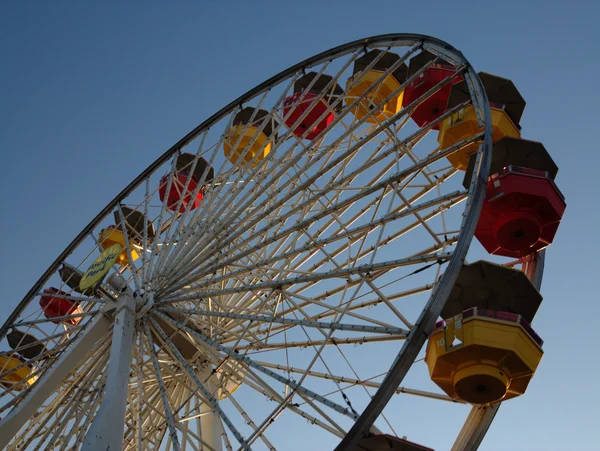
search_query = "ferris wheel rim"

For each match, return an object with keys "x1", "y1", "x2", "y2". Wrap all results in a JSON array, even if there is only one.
[
  {"x1": 0, "y1": 33, "x2": 481, "y2": 341},
  {"x1": 0, "y1": 33, "x2": 498, "y2": 450}
]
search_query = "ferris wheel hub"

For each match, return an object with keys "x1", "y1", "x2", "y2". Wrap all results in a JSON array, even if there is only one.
[
  {"x1": 136, "y1": 292, "x2": 155, "y2": 318},
  {"x1": 107, "y1": 272, "x2": 128, "y2": 292}
]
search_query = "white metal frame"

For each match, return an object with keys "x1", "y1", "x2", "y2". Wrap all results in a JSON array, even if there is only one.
[{"x1": 0, "y1": 34, "x2": 529, "y2": 451}]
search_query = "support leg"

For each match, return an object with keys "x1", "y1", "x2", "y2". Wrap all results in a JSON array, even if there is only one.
[
  {"x1": 0, "y1": 313, "x2": 113, "y2": 449},
  {"x1": 200, "y1": 370, "x2": 223, "y2": 451},
  {"x1": 83, "y1": 275, "x2": 136, "y2": 450}
]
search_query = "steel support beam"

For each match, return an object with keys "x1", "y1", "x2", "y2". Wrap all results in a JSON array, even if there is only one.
[
  {"x1": 0, "y1": 311, "x2": 113, "y2": 449},
  {"x1": 451, "y1": 250, "x2": 545, "y2": 450},
  {"x1": 82, "y1": 274, "x2": 136, "y2": 450},
  {"x1": 199, "y1": 369, "x2": 223, "y2": 451}
]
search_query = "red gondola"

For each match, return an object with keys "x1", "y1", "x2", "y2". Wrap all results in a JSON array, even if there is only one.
[
  {"x1": 403, "y1": 51, "x2": 462, "y2": 129},
  {"x1": 359, "y1": 434, "x2": 434, "y2": 450},
  {"x1": 39, "y1": 287, "x2": 82, "y2": 325},
  {"x1": 475, "y1": 166, "x2": 566, "y2": 258},
  {"x1": 283, "y1": 72, "x2": 343, "y2": 140},
  {"x1": 159, "y1": 173, "x2": 203, "y2": 213},
  {"x1": 159, "y1": 153, "x2": 214, "y2": 213}
]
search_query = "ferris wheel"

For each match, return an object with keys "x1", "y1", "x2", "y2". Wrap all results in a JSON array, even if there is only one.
[{"x1": 0, "y1": 34, "x2": 566, "y2": 450}]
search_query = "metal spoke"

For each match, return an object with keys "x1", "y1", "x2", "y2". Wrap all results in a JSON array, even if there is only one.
[
  {"x1": 148, "y1": 317, "x2": 249, "y2": 450},
  {"x1": 153, "y1": 312, "x2": 359, "y2": 421},
  {"x1": 158, "y1": 307, "x2": 408, "y2": 336},
  {"x1": 143, "y1": 322, "x2": 182, "y2": 451}
]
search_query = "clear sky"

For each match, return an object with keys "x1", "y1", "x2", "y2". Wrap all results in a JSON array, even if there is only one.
[{"x1": 1, "y1": 1, "x2": 598, "y2": 450}]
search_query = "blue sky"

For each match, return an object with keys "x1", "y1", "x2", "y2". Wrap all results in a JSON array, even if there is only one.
[{"x1": 1, "y1": 1, "x2": 598, "y2": 450}]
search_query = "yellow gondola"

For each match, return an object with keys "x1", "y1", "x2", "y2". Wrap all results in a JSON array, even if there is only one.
[
  {"x1": 345, "y1": 49, "x2": 408, "y2": 124},
  {"x1": 98, "y1": 226, "x2": 138, "y2": 266},
  {"x1": 439, "y1": 73, "x2": 525, "y2": 171},
  {"x1": 0, "y1": 354, "x2": 37, "y2": 391},
  {"x1": 224, "y1": 107, "x2": 277, "y2": 166},
  {"x1": 426, "y1": 308, "x2": 543, "y2": 405}
]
